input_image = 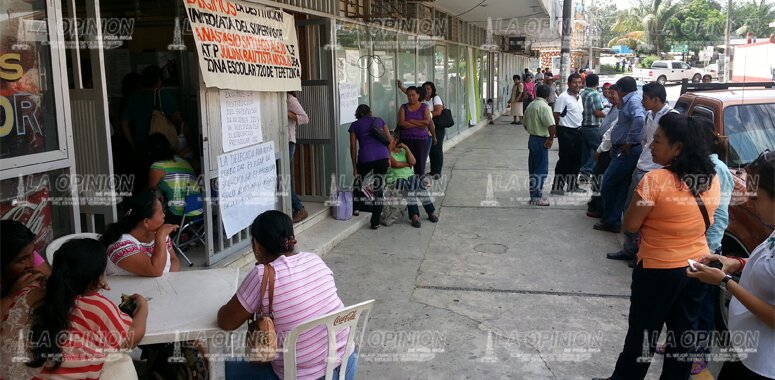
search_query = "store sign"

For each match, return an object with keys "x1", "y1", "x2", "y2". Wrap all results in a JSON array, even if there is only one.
[
  {"x1": 217, "y1": 142, "x2": 276, "y2": 238},
  {"x1": 0, "y1": 51, "x2": 47, "y2": 159},
  {"x1": 184, "y1": 0, "x2": 302, "y2": 92}
]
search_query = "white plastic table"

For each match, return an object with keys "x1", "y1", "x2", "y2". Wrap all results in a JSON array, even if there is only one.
[{"x1": 102, "y1": 268, "x2": 239, "y2": 345}]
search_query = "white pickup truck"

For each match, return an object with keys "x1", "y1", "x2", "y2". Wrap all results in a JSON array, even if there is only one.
[{"x1": 633, "y1": 60, "x2": 704, "y2": 85}]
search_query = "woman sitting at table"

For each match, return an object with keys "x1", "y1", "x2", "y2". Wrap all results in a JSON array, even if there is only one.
[
  {"x1": 217, "y1": 210, "x2": 356, "y2": 380},
  {"x1": 0, "y1": 221, "x2": 48, "y2": 380},
  {"x1": 26, "y1": 238, "x2": 148, "y2": 378},
  {"x1": 101, "y1": 190, "x2": 180, "y2": 277}
]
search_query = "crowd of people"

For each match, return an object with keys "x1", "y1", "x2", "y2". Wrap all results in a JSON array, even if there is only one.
[{"x1": 515, "y1": 69, "x2": 773, "y2": 380}]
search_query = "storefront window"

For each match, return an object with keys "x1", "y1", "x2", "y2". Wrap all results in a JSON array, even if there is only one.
[
  {"x1": 335, "y1": 22, "x2": 370, "y2": 179},
  {"x1": 433, "y1": 45, "x2": 447, "y2": 109},
  {"x1": 371, "y1": 29, "x2": 397, "y2": 130},
  {"x1": 0, "y1": 169, "x2": 75, "y2": 253},
  {"x1": 1, "y1": 2, "x2": 61, "y2": 160},
  {"x1": 397, "y1": 33, "x2": 416, "y2": 87},
  {"x1": 416, "y1": 38, "x2": 433, "y2": 86}
]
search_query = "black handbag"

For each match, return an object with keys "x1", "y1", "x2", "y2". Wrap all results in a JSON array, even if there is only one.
[
  {"x1": 433, "y1": 108, "x2": 455, "y2": 129},
  {"x1": 369, "y1": 118, "x2": 390, "y2": 145}
]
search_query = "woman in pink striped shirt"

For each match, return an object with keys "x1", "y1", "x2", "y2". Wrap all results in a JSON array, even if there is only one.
[{"x1": 218, "y1": 211, "x2": 356, "y2": 380}]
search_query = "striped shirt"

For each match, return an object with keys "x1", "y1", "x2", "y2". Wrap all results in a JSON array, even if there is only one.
[
  {"x1": 150, "y1": 156, "x2": 202, "y2": 217},
  {"x1": 580, "y1": 88, "x2": 604, "y2": 127},
  {"x1": 106, "y1": 234, "x2": 172, "y2": 276},
  {"x1": 237, "y1": 252, "x2": 347, "y2": 380},
  {"x1": 33, "y1": 293, "x2": 132, "y2": 380}
]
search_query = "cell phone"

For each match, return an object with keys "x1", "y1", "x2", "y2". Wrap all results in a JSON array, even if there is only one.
[{"x1": 687, "y1": 259, "x2": 699, "y2": 272}]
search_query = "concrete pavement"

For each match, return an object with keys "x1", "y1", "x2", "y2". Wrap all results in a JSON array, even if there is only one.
[{"x1": 319, "y1": 115, "x2": 689, "y2": 379}]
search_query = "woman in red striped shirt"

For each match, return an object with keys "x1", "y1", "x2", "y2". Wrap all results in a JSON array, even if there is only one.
[{"x1": 26, "y1": 239, "x2": 149, "y2": 379}]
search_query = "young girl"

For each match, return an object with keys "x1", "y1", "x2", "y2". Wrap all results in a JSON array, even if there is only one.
[{"x1": 27, "y1": 238, "x2": 148, "y2": 378}]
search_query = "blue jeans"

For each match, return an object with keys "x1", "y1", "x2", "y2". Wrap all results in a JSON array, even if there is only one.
[
  {"x1": 579, "y1": 126, "x2": 601, "y2": 175},
  {"x1": 395, "y1": 176, "x2": 435, "y2": 218},
  {"x1": 225, "y1": 351, "x2": 358, "y2": 380},
  {"x1": 528, "y1": 135, "x2": 549, "y2": 200},
  {"x1": 600, "y1": 145, "x2": 642, "y2": 227},
  {"x1": 289, "y1": 142, "x2": 303, "y2": 213}
]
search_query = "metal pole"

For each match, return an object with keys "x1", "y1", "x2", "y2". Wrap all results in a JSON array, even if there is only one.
[
  {"x1": 723, "y1": 0, "x2": 732, "y2": 82},
  {"x1": 559, "y1": 0, "x2": 573, "y2": 92}
]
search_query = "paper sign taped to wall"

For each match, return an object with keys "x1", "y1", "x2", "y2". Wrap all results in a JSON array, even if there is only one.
[
  {"x1": 217, "y1": 142, "x2": 276, "y2": 238},
  {"x1": 338, "y1": 82, "x2": 359, "y2": 124},
  {"x1": 220, "y1": 90, "x2": 262, "y2": 152}
]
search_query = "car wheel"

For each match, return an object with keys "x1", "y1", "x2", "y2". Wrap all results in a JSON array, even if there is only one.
[
  {"x1": 657, "y1": 75, "x2": 667, "y2": 85},
  {"x1": 692, "y1": 73, "x2": 702, "y2": 83}
]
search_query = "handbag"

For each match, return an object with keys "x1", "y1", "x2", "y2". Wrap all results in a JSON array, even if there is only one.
[
  {"x1": 331, "y1": 189, "x2": 353, "y2": 221},
  {"x1": 369, "y1": 118, "x2": 390, "y2": 145},
  {"x1": 149, "y1": 89, "x2": 179, "y2": 148},
  {"x1": 244, "y1": 264, "x2": 278, "y2": 362},
  {"x1": 433, "y1": 108, "x2": 455, "y2": 129}
]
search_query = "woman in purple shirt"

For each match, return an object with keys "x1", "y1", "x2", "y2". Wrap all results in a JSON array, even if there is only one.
[
  {"x1": 349, "y1": 104, "x2": 391, "y2": 229},
  {"x1": 397, "y1": 86, "x2": 432, "y2": 176}
]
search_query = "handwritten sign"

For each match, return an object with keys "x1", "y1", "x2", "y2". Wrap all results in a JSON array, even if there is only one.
[
  {"x1": 217, "y1": 142, "x2": 276, "y2": 238},
  {"x1": 184, "y1": 0, "x2": 301, "y2": 91},
  {"x1": 220, "y1": 90, "x2": 262, "y2": 152},
  {"x1": 338, "y1": 83, "x2": 359, "y2": 124}
]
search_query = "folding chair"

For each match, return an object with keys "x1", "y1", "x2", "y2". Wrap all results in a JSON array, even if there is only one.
[
  {"x1": 283, "y1": 299, "x2": 376, "y2": 380},
  {"x1": 172, "y1": 193, "x2": 205, "y2": 267},
  {"x1": 45, "y1": 233, "x2": 101, "y2": 265}
]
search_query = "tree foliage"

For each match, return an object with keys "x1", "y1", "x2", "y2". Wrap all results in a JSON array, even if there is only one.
[{"x1": 732, "y1": 0, "x2": 775, "y2": 39}]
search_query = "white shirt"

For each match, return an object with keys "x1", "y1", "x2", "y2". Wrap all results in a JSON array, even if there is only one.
[
  {"x1": 547, "y1": 83, "x2": 558, "y2": 104},
  {"x1": 728, "y1": 231, "x2": 775, "y2": 377},
  {"x1": 423, "y1": 95, "x2": 443, "y2": 110},
  {"x1": 637, "y1": 105, "x2": 676, "y2": 171},
  {"x1": 106, "y1": 234, "x2": 172, "y2": 276},
  {"x1": 553, "y1": 91, "x2": 584, "y2": 128},
  {"x1": 534, "y1": 72, "x2": 545, "y2": 83}
]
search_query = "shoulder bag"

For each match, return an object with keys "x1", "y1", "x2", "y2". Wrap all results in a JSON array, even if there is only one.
[
  {"x1": 148, "y1": 89, "x2": 179, "y2": 147},
  {"x1": 244, "y1": 264, "x2": 278, "y2": 362},
  {"x1": 369, "y1": 118, "x2": 390, "y2": 145}
]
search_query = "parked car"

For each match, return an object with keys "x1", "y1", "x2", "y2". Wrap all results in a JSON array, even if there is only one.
[
  {"x1": 633, "y1": 60, "x2": 704, "y2": 85},
  {"x1": 675, "y1": 83, "x2": 775, "y2": 331},
  {"x1": 704, "y1": 63, "x2": 719, "y2": 79}
]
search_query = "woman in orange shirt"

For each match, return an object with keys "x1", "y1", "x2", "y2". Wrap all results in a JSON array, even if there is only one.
[{"x1": 594, "y1": 113, "x2": 721, "y2": 380}]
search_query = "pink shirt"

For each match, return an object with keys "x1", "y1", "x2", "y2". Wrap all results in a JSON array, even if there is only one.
[{"x1": 237, "y1": 252, "x2": 347, "y2": 380}]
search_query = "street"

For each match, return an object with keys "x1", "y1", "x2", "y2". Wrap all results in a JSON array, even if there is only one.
[{"x1": 320, "y1": 114, "x2": 699, "y2": 379}]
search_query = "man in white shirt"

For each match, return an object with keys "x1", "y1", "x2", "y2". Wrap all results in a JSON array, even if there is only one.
[
  {"x1": 550, "y1": 73, "x2": 585, "y2": 195},
  {"x1": 607, "y1": 82, "x2": 677, "y2": 263},
  {"x1": 534, "y1": 69, "x2": 545, "y2": 85}
]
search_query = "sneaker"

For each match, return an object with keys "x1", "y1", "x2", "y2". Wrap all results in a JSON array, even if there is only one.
[
  {"x1": 510, "y1": 121, "x2": 518, "y2": 125},
  {"x1": 292, "y1": 207, "x2": 308, "y2": 223}
]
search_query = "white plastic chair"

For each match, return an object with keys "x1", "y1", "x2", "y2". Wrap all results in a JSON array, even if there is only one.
[
  {"x1": 45, "y1": 233, "x2": 101, "y2": 265},
  {"x1": 283, "y1": 299, "x2": 375, "y2": 380}
]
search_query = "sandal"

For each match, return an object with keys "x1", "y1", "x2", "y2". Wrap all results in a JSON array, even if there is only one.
[
  {"x1": 410, "y1": 217, "x2": 421, "y2": 228},
  {"x1": 428, "y1": 214, "x2": 438, "y2": 223},
  {"x1": 353, "y1": 210, "x2": 359, "y2": 216}
]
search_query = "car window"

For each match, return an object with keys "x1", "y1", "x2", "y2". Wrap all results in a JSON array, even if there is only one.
[
  {"x1": 674, "y1": 100, "x2": 689, "y2": 114},
  {"x1": 723, "y1": 103, "x2": 775, "y2": 167},
  {"x1": 691, "y1": 105, "x2": 715, "y2": 120},
  {"x1": 672, "y1": 62, "x2": 682, "y2": 69},
  {"x1": 681, "y1": 63, "x2": 690, "y2": 70},
  {"x1": 652, "y1": 62, "x2": 668, "y2": 69}
]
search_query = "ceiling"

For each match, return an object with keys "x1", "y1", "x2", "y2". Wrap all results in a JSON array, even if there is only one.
[{"x1": 431, "y1": 0, "x2": 558, "y2": 41}]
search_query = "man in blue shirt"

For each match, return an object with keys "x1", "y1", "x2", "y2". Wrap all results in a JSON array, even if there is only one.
[{"x1": 594, "y1": 77, "x2": 644, "y2": 233}]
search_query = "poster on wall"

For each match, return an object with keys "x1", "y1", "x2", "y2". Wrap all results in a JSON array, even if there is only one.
[
  {"x1": 0, "y1": 177, "x2": 54, "y2": 255},
  {"x1": 183, "y1": 0, "x2": 302, "y2": 91},
  {"x1": 219, "y1": 89, "x2": 262, "y2": 152},
  {"x1": 1, "y1": 8, "x2": 58, "y2": 160},
  {"x1": 338, "y1": 83, "x2": 359, "y2": 124},
  {"x1": 217, "y1": 142, "x2": 276, "y2": 238}
]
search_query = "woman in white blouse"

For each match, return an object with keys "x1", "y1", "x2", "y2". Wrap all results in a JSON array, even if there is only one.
[{"x1": 688, "y1": 150, "x2": 774, "y2": 380}]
